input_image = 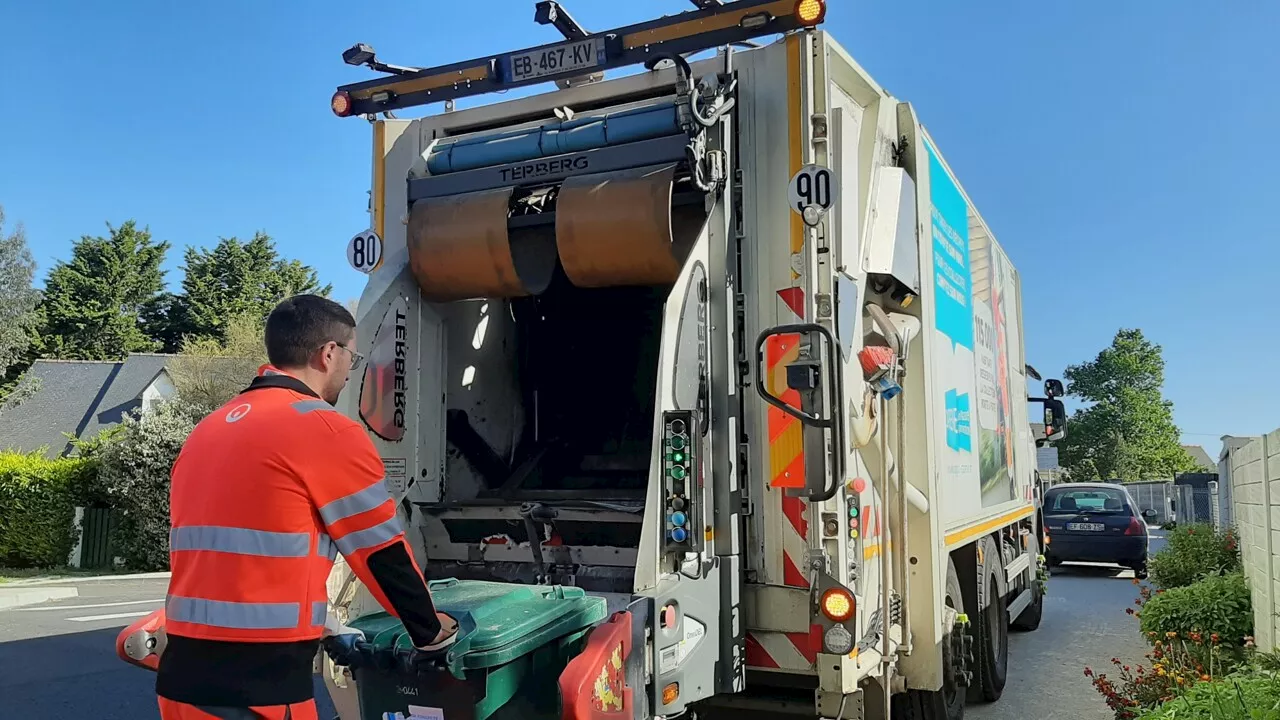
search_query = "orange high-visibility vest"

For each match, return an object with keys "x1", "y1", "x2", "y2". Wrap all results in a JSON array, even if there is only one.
[{"x1": 165, "y1": 366, "x2": 414, "y2": 643}]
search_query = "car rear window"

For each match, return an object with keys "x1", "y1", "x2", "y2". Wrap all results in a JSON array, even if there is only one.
[{"x1": 1044, "y1": 487, "x2": 1130, "y2": 514}]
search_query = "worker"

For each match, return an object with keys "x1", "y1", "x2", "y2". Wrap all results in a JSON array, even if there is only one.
[{"x1": 156, "y1": 294, "x2": 457, "y2": 720}]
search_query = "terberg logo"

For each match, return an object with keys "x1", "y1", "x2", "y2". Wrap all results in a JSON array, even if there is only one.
[{"x1": 498, "y1": 155, "x2": 589, "y2": 183}]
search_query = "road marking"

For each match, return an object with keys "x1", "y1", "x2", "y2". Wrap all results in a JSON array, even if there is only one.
[
  {"x1": 15, "y1": 598, "x2": 164, "y2": 612},
  {"x1": 67, "y1": 611, "x2": 154, "y2": 623}
]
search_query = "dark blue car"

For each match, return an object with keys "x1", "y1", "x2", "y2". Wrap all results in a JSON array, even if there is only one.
[{"x1": 1042, "y1": 482, "x2": 1156, "y2": 578}]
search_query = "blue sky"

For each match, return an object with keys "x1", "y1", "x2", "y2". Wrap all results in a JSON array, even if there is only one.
[{"x1": 3, "y1": 1, "x2": 1276, "y2": 459}]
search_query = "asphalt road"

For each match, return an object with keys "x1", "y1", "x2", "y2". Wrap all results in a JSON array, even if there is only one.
[
  {"x1": 0, "y1": 535, "x2": 1164, "y2": 720},
  {"x1": 0, "y1": 577, "x2": 337, "y2": 720}
]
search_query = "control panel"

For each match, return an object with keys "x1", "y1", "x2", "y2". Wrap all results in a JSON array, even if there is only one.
[{"x1": 662, "y1": 410, "x2": 699, "y2": 553}]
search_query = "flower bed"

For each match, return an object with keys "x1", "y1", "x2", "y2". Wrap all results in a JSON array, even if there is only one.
[{"x1": 1085, "y1": 523, "x2": 1257, "y2": 719}]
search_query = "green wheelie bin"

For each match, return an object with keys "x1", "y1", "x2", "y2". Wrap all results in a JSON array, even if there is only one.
[{"x1": 337, "y1": 578, "x2": 608, "y2": 720}]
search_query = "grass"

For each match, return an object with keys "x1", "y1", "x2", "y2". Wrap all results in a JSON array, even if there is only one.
[{"x1": 0, "y1": 566, "x2": 114, "y2": 584}]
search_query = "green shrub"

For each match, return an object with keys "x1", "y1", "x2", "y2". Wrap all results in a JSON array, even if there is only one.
[
  {"x1": 0, "y1": 452, "x2": 98, "y2": 567},
  {"x1": 95, "y1": 400, "x2": 207, "y2": 571},
  {"x1": 1139, "y1": 572, "x2": 1253, "y2": 647},
  {"x1": 1149, "y1": 523, "x2": 1240, "y2": 590}
]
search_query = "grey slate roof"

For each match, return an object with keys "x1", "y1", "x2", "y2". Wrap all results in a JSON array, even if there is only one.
[
  {"x1": 1181, "y1": 444, "x2": 1215, "y2": 472},
  {"x1": 0, "y1": 354, "x2": 173, "y2": 458}
]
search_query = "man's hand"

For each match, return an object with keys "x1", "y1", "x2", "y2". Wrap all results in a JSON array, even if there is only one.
[{"x1": 415, "y1": 611, "x2": 459, "y2": 652}]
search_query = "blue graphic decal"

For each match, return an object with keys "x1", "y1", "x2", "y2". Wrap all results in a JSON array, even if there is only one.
[
  {"x1": 926, "y1": 140, "x2": 973, "y2": 350},
  {"x1": 945, "y1": 389, "x2": 972, "y2": 453}
]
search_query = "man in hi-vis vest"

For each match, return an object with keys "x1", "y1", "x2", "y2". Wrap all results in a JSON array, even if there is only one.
[{"x1": 156, "y1": 294, "x2": 457, "y2": 720}]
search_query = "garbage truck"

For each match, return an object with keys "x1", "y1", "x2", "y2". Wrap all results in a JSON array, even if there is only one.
[{"x1": 117, "y1": 2, "x2": 1070, "y2": 718}]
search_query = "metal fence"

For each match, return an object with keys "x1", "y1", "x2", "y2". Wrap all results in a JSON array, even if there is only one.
[
  {"x1": 1119, "y1": 481, "x2": 1220, "y2": 528},
  {"x1": 1173, "y1": 482, "x2": 1220, "y2": 527},
  {"x1": 1124, "y1": 481, "x2": 1177, "y2": 526}
]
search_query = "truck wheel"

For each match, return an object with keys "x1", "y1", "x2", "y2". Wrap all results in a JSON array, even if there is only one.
[
  {"x1": 968, "y1": 536, "x2": 1009, "y2": 703},
  {"x1": 891, "y1": 557, "x2": 966, "y2": 720},
  {"x1": 1010, "y1": 583, "x2": 1042, "y2": 632}
]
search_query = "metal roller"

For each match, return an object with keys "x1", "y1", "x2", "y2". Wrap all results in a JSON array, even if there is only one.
[
  {"x1": 407, "y1": 186, "x2": 555, "y2": 301},
  {"x1": 555, "y1": 163, "x2": 706, "y2": 288}
]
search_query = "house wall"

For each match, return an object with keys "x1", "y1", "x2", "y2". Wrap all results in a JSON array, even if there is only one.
[
  {"x1": 1229, "y1": 430, "x2": 1280, "y2": 650},
  {"x1": 141, "y1": 371, "x2": 176, "y2": 413}
]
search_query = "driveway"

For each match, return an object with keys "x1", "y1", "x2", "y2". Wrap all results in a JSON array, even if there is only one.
[{"x1": 968, "y1": 533, "x2": 1167, "y2": 720}]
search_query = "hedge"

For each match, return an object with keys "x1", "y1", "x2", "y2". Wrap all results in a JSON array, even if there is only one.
[{"x1": 0, "y1": 451, "x2": 99, "y2": 568}]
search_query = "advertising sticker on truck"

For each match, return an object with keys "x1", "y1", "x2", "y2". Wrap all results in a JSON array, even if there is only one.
[{"x1": 926, "y1": 136, "x2": 1026, "y2": 516}]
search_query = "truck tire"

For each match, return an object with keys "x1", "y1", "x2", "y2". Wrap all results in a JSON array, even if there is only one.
[
  {"x1": 968, "y1": 536, "x2": 1009, "y2": 703},
  {"x1": 891, "y1": 557, "x2": 966, "y2": 720}
]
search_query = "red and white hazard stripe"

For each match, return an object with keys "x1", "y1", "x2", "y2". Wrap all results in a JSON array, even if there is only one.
[{"x1": 746, "y1": 626, "x2": 822, "y2": 672}]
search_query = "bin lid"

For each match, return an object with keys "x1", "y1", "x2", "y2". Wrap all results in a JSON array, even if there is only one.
[{"x1": 348, "y1": 578, "x2": 608, "y2": 675}]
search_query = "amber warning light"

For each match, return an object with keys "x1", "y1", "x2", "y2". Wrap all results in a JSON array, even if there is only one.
[
  {"x1": 795, "y1": 0, "x2": 826, "y2": 25},
  {"x1": 821, "y1": 587, "x2": 855, "y2": 622}
]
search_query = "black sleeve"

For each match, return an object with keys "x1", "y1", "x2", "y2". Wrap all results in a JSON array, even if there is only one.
[{"x1": 366, "y1": 542, "x2": 443, "y2": 647}]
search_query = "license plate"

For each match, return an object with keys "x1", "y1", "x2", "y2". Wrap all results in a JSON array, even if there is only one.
[
  {"x1": 1067, "y1": 522, "x2": 1106, "y2": 531},
  {"x1": 506, "y1": 38, "x2": 602, "y2": 83}
]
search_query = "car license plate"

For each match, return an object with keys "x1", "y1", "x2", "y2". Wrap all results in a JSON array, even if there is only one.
[
  {"x1": 1067, "y1": 522, "x2": 1106, "y2": 531},
  {"x1": 507, "y1": 38, "x2": 602, "y2": 83}
]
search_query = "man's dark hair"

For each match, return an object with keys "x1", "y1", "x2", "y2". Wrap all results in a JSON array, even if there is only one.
[{"x1": 265, "y1": 294, "x2": 356, "y2": 368}]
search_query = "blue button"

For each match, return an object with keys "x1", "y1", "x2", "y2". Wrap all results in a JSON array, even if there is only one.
[
  {"x1": 670, "y1": 527, "x2": 688, "y2": 543},
  {"x1": 671, "y1": 511, "x2": 687, "y2": 526}
]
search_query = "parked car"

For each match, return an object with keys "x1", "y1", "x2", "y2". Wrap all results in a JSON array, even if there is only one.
[{"x1": 1042, "y1": 482, "x2": 1156, "y2": 578}]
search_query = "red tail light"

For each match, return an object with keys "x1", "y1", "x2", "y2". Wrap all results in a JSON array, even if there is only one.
[{"x1": 1124, "y1": 517, "x2": 1145, "y2": 536}]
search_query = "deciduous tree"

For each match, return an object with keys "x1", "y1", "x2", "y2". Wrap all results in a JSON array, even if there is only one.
[
  {"x1": 168, "y1": 313, "x2": 268, "y2": 409},
  {"x1": 0, "y1": 207, "x2": 41, "y2": 396},
  {"x1": 1057, "y1": 328, "x2": 1197, "y2": 481}
]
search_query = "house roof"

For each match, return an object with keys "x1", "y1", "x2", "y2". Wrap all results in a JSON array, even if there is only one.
[
  {"x1": 0, "y1": 354, "x2": 174, "y2": 458},
  {"x1": 1181, "y1": 444, "x2": 1216, "y2": 472}
]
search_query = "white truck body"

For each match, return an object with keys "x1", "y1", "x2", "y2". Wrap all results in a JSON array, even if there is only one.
[{"x1": 322, "y1": 5, "x2": 1060, "y2": 718}]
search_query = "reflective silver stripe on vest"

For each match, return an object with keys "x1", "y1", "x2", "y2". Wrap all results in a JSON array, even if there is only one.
[
  {"x1": 333, "y1": 516, "x2": 403, "y2": 556},
  {"x1": 292, "y1": 399, "x2": 336, "y2": 415},
  {"x1": 167, "y1": 595, "x2": 301, "y2": 630},
  {"x1": 317, "y1": 533, "x2": 337, "y2": 561},
  {"x1": 170, "y1": 526, "x2": 310, "y2": 558},
  {"x1": 318, "y1": 481, "x2": 392, "y2": 526},
  {"x1": 312, "y1": 601, "x2": 328, "y2": 626}
]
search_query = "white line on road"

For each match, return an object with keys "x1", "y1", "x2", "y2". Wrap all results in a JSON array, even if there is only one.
[
  {"x1": 14, "y1": 598, "x2": 164, "y2": 612},
  {"x1": 67, "y1": 611, "x2": 153, "y2": 623}
]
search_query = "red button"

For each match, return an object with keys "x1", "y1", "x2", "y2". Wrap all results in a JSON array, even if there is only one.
[{"x1": 661, "y1": 605, "x2": 677, "y2": 629}]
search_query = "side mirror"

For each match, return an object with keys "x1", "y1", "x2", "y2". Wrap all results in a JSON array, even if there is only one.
[
  {"x1": 1044, "y1": 379, "x2": 1065, "y2": 399},
  {"x1": 1039, "y1": 398, "x2": 1067, "y2": 445},
  {"x1": 1142, "y1": 508, "x2": 1157, "y2": 520}
]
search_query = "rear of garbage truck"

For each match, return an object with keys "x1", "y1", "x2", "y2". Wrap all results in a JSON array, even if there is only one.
[{"x1": 114, "y1": 3, "x2": 1069, "y2": 719}]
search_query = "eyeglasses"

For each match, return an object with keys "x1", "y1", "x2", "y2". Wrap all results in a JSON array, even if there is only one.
[{"x1": 334, "y1": 342, "x2": 365, "y2": 370}]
